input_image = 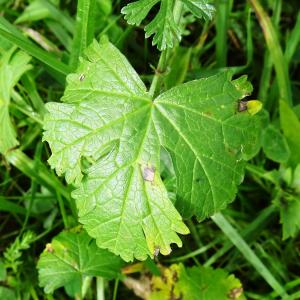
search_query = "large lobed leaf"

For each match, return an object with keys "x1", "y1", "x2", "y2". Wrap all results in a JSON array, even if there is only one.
[
  {"x1": 43, "y1": 39, "x2": 261, "y2": 261},
  {"x1": 38, "y1": 228, "x2": 124, "y2": 294}
]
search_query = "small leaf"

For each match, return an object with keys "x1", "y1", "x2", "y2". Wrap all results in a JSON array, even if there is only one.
[
  {"x1": 121, "y1": 0, "x2": 215, "y2": 50},
  {"x1": 43, "y1": 40, "x2": 261, "y2": 261},
  {"x1": 15, "y1": 0, "x2": 50, "y2": 23},
  {"x1": 262, "y1": 125, "x2": 290, "y2": 163},
  {"x1": 181, "y1": 0, "x2": 215, "y2": 20},
  {"x1": 280, "y1": 195, "x2": 300, "y2": 240},
  {"x1": 149, "y1": 264, "x2": 246, "y2": 300},
  {"x1": 280, "y1": 100, "x2": 300, "y2": 167},
  {"x1": 246, "y1": 100, "x2": 263, "y2": 116},
  {"x1": 37, "y1": 228, "x2": 124, "y2": 294},
  {"x1": 144, "y1": 0, "x2": 181, "y2": 50},
  {"x1": 0, "y1": 48, "x2": 32, "y2": 154},
  {"x1": 121, "y1": 0, "x2": 160, "y2": 26},
  {"x1": 122, "y1": 0, "x2": 181, "y2": 50}
]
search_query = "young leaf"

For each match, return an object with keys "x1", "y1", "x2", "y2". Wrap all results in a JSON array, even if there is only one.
[
  {"x1": 262, "y1": 125, "x2": 290, "y2": 163},
  {"x1": 43, "y1": 40, "x2": 261, "y2": 261},
  {"x1": 280, "y1": 100, "x2": 300, "y2": 167},
  {"x1": 0, "y1": 48, "x2": 32, "y2": 154},
  {"x1": 122, "y1": 0, "x2": 180, "y2": 50},
  {"x1": 121, "y1": 0, "x2": 215, "y2": 50},
  {"x1": 180, "y1": 0, "x2": 215, "y2": 20},
  {"x1": 150, "y1": 264, "x2": 245, "y2": 300},
  {"x1": 37, "y1": 228, "x2": 124, "y2": 294},
  {"x1": 280, "y1": 195, "x2": 300, "y2": 240}
]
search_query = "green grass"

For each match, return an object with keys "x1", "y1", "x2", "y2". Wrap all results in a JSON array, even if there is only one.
[{"x1": 0, "y1": 0, "x2": 300, "y2": 299}]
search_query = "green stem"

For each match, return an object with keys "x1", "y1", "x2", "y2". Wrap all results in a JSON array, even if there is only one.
[
  {"x1": 149, "y1": 50, "x2": 168, "y2": 98},
  {"x1": 149, "y1": 0, "x2": 184, "y2": 97},
  {"x1": 112, "y1": 278, "x2": 119, "y2": 300},
  {"x1": 70, "y1": 0, "x2": 96, "y2": 70},
  {"x1": 96, "y1": 277, "x2": 105, "y2": 300}
]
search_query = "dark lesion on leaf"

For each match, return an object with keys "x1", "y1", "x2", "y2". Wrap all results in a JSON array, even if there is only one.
[
  {"x1": 142, "y1": 165, "x2": 156, "y2": 182},
  {"x1": 79, "y1": 73, "x2": 85, "y2": 81},
  {"x1": 228, "y1": 287, "x2": 243, "y2": 299},
  {"x1": 237, "y1": 100, "x2": 248, "y2": 112}
]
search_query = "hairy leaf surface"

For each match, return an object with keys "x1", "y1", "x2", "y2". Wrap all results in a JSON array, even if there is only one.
[
  {"x1": 43, "y1": 40, "x2": 261, "y2": 261},
  {"x1": 38, "y1": 228, "x2": 124, "y2": 293}
]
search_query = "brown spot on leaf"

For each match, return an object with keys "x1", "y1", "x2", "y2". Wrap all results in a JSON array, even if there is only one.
[
  {"x1": 46, "y1": 243, "x2": 54, "y2": 253},
  {"x1": 142, "y1": 166, "x2": 156, "y2": 182},
  {"x1": 203, "y1": 111, "x2": 212, "y2": 116},
  {"x1": 79, "y1": 74, "x2": 85, "y2": 81},
  {"x1": 228, "y1": 287, "x2": 243, "y2": 299},
  {"x1": 154, "y1": 246, "x2": 160, "y2": 257},
  {"x1": 238, "y1": 100, "x2": 248, "y2": 112}
]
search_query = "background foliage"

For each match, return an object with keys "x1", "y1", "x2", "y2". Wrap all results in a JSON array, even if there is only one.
[{"x1": 0, "y1": 0, "x2": 300, "y2": 299}]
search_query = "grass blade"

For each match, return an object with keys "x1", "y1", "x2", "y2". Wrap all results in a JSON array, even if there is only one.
[
  {"x1": 70, "y1": 0, "x2": 96, "y2": 69},
  {"x1": 212, "y1": 212, "x2": 289, "y2": 299},
  {"x1": 5, "y1": 149, "x2": 77, "y2": 219},
  {"x1": 0, "y1": 197, "x2": 27, "y2": 215},
  {"x1": 215, "y1": 0, "x2": 233, "y2": 67},
  {"x1": 250, "y1": 0, "x2": 292, "y2": 105},
  {"x1": 0, "y1": 17, "x2": 71, "y2": 75},
  {"x1": 284, "y1": 11, "x2": 300, "y2": 64}
]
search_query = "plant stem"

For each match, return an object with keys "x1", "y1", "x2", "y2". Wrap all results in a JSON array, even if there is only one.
[
  {"x1": 96, "y1": 277, "x2": 105, "y2": 300},
  {"x1": 112, "y1": 278, "x2": 119, "y2": 300},
  {"x1": 149, "y1": 0, "x2": 184, "y2": 98},
  {"x1": 149, "y1": 50, "x2": 168, "y2": 97},
  {"x1": 70, "y1": 0, "x2": 96, "y2": 70}
]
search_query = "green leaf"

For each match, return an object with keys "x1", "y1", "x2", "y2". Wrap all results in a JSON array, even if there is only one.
[
  {"x1": 122, "y1": 0, "x2": 181, "y2": 50},
  {"x1": 0, "y1": 48, "x2": 32, "y2": 154},
  {"x1": 15, "y1": 0, "x2": 74, "y2": 34},
  {"x1": 43, "y1": 40, "x2": 261, "y2": 261},
  {"x1": 262, "y1": 125, "x2": 290, "y2": 163},
  {"x1": 150, "y1": 264, "x2": 246, "y2": 300},
  {"x1": 181, "y1": 0, "x2": 215, "y2": 20},
  {"x1": 280, "y1": 195, "x2": 300, "y2": 240},
  {"x1": 0, "y1": 16, "x2": 71, "y2": 76},
  {"x1": 37, "y1": 228, "x2": 124, "y2": 294},
  {"x1": 0, "y1": 260, "x2": 6, "y2": 281},
  {"x1": 280, "y1": 100, "x2": 300, "y2": 167},
  {"x1": 121, "y1": 0, "x2": 215, "y2": 50},
  {"x1": 0, "y1": 287, "x2": 16, "y2": 300}
]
